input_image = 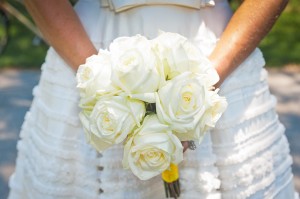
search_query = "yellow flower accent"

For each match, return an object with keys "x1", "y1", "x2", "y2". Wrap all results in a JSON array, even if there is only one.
[{"x1": 161, "y1": 163, "x2": 179, "y2": 183}]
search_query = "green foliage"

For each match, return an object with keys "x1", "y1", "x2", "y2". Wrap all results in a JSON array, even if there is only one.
[
  {"x1": 259, "y1": 0, "x2": 300, "y2": 66},
  {"x1": 229, "y1": 0, "x2": 300, "y2": 67},
  {"x1": 0, "y1": 1, "x2": 48, "y2": 69}
]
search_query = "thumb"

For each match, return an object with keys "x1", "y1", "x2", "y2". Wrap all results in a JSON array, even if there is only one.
[{"x1": 181, "y1": 141, "x2": 189, "y2": 153}]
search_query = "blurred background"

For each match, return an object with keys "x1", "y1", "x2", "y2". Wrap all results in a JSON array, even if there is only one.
[{"x1": 0, "y1": 0, "x2": 299, "y2": 198}]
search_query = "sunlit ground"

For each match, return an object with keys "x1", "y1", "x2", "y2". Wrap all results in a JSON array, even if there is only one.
[
  {"x1": 0, "y1": 69, "x2": 40, "y2": 199},
  {"x1": 268, "y1": 65, "x2": 300, "y2": 192}
]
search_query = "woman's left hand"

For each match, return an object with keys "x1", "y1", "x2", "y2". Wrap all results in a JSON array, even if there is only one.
[{"x1": 182, "y1": 141, "x2": 189, "y2": 152}]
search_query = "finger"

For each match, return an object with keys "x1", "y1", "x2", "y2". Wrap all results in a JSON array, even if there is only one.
[{"x1": 181, "y1": 141, "x2": 189, "y2": 153}]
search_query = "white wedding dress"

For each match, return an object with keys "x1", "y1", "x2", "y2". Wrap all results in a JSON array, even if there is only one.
[{"x1": 8, "y1": 0, "x2": 298, "y2": 198}]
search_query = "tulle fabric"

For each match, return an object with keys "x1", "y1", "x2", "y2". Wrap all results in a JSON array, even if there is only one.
[{"x1": 8, "y1": 0, "x2": 298, "y2": 198}]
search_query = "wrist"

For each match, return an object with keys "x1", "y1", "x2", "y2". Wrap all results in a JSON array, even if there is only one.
[{"x1": 208, "y1": 57, "x2": 229, "y2": 88}]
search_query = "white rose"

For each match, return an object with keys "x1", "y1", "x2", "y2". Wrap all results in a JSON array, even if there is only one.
[
  {"x1": 79, "y1": 111, "x2": 112, "y2": 149},
  {"x1": 182, "y1": 41, "x2": 219, "y2": 85},
  {"x1": 80, "y1": 96, "x2": 146, "y2": 152},
  {"x1": 109, "y1": 35, "x2": 162, "y2": 95},
  {"x1": 123, "y1": 115, "x2": 183, "y2": 180},
  {"x1": 76, "y1": 50, "x2": 118, "y2": 98},
  {"x1": 76, "y1": 54, "x2": 102, "y2": 90},
  {"x1": 198, "y1": 89, "x2": 228, "y2": 133},
  {"x1": 78, "y1": 95, "x2": 97, "y2": 115},
  {"x1": 152, "y1": 32, "x2": 188, "y2": 80},
  {"x1": 156, "y1": 72, "x2": 212, "y2": 141},
  {"x1": 152, "y1": 32, "x2": 219, "y2": 85}
]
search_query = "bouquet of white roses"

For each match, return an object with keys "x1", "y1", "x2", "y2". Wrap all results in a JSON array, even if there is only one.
[{"x1": 76, "y1": 32, "x2": 227, "y2": 198}]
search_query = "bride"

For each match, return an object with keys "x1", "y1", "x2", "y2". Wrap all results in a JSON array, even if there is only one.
[{"x1": 8, "y1": 0, "x2": 297, "y2": 198}]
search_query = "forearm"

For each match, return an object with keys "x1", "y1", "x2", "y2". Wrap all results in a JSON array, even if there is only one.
[
  {"x1": 209, "y1": 0, "x2": 288, "y2": 87},
  {"x1": 24, "y1": 0, "x2": 97, "y2": 71}
]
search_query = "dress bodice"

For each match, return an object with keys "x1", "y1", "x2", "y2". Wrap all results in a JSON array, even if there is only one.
[
  {"x1": 100, "y1": 0, "x2": 216, "y2": 13},
  {"x1": 75, "y1": 0, "x2": 232, "y2": 52}
]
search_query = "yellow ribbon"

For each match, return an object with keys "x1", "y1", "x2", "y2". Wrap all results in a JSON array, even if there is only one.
[{"x1": 161, "y1": 163, "x2": 179, "y2": 183}]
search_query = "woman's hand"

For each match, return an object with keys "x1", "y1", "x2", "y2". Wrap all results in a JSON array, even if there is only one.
[
  {"x1": 24, "y1": 0, "x2": 97, "y2": 71},
  {"x1": 182, "y1": 141, "x2": 189, "y2": 152},
  {"x1": 209, "y1": 0, "x2": 288, "y2": 87}
]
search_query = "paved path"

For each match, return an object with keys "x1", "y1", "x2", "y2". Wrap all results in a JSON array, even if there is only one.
[
  {"x1": 0, "y1": 70, "x2": 40, "y2": 199},
  {"x1": 267, "y1": 67, "x2": 300, "y2": 192},
  {"x1": 0, "y1": 68, "x2": 299, "y2": 198}
]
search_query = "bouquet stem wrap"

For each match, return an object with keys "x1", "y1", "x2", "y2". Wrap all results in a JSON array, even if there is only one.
[{"x1": 162, "y1": 163, "x2": 180, "y2": 198}]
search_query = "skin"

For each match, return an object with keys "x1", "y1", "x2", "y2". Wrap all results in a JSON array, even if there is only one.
[
  {"x1": 210, "y1": 0, "x2": 289, "y2": 87},
  {"x1": 24, "y1": 0, "x2": 288, "y2": 151},
  {"x1": 23, "y1": 0, "x2": 97, "y2": 70}
]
